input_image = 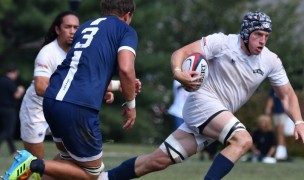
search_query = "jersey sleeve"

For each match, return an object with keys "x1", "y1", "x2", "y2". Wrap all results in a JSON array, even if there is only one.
[
  {"x1": 267, "y1": 56, "x2": 289, "y2": 86},
  {"x1": 34, "y1": 47, "x2": 55, "y2": 78},
  {"x1": 118, "y1": 27, "x2": 138, "y2": 56},
  {"x1": 201, "y1": 33, "x2": 226, "y2": 60}
]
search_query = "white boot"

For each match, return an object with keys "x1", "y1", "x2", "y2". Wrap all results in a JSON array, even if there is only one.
[{"x1": 275, "y1": 145, "x2": 287, "y2": 160}]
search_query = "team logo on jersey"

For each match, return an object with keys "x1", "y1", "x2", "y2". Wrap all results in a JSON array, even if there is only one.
[
  {"x1": 37, "y1": 63, "x2": 48, "y2": 69},
  {"x1": 253, "y1": 69, "x2": 264, "y2": 76},
  {"x1": 203, "y1": 37, "x2": 207, "y2": 46}
]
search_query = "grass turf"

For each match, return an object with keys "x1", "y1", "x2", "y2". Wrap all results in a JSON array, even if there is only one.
[{"x1": 1, "y1": 141, "x2": 303, "y2": 180}]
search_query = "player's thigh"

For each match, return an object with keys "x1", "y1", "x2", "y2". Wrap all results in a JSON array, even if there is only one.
[
  {"x1": 201, "y1": 111, "x2": 234, "y2": 139},
  {"x1": 201, "y1": 111, "x2": 250, "y2": 146},
  {"x1": 55, "y1": 141, "x2": 102, "y2": 174},
  {"x1": 171, "y1": 129, "x2": 198, "y2": 156},
  {"x1": 44, "y1": 98, "x2": 102, "y2": 160}
]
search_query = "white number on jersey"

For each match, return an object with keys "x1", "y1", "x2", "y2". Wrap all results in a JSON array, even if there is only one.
[{"x1": 74, "y1": 18, "x2": 107, "y2": 49}]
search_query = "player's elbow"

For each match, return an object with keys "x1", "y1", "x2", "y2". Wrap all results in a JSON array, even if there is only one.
[
  {"x1": 35, "y1": 86, "x2": 45, "y2": 97},
  {"x1": 119, "y1": 65, "x2": 135, "y2": 76}
]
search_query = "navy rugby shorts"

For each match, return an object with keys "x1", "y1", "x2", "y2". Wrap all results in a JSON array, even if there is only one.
[{"x1": 43, "y1": 97, "x2": 102, "y2": 161}]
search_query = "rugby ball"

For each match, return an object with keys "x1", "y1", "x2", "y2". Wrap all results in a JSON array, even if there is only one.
[{"x1": 182, "y1": 53, "x2": 209, "y2": 84}]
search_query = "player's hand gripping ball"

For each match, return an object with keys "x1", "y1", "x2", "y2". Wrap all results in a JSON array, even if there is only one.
[{"x1": 181, "y1": 53, "x2": 209, "y2": 91}]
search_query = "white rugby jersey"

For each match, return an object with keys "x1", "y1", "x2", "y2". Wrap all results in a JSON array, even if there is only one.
[
  {"x1": 200, "y1": 33, "x2": 288, "y2": 113},
  {"x1": 24, "y1": 39, "x2": 67, "y2": 106}
]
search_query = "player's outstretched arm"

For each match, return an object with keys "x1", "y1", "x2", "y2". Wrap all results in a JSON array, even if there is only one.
[
  {"x1": 273, "y1": 84, "x2": 304, "y2": 143},
  {"x1": 118, "y1": 49, "x2": 136, "y2": 129}
]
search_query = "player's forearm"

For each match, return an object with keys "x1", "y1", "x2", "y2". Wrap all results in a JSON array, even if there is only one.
[
  {"x1": 119, "y1": 70, "x2": 136, "y2": 101},
  {"x1": 283, "y1": 91, "x2": 303, "y2": 122},
  {"x1": 264, "y1": 98, "x2": 273, "y2": 115},
  {"x1": 14, "y1": 85, "x2": 25, "y2": 99}
]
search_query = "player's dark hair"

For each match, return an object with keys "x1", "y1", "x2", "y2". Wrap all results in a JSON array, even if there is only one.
[
  {"x1": 100, "y1": 0, "x2": 135, "y2": 17},
  {"x1": 42, "y1": 11, "x2": 79, "y2": 47}
]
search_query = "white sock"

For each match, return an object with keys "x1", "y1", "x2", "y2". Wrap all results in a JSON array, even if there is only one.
[{"x1": 98, "y1": 172, "x2": 108, "y2": 180}]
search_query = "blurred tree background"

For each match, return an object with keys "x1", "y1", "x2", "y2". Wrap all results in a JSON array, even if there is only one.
[{"x1": 0, "y1": 0, "x2": 303, "y2": 154}]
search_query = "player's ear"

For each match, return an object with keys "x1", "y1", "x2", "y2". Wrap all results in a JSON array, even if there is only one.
[
  {"x1": 55, "y1": 26, "x2": 60, "y2": 35},
  {"x1": 123, "y1": 12, "x2": 132, "y2": 24}
]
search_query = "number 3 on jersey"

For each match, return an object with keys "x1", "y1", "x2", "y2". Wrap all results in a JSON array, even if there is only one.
[{"x1": 74, "y1": 18, "x2": 106, "y2": 49}]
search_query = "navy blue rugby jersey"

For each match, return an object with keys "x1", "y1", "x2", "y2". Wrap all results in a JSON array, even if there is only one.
[{"x1": 44, "y1": 16, "x2": 138, "y2": 111}]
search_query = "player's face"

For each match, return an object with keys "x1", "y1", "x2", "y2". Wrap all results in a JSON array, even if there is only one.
[
  {"x1": 56, "y1": 15, "x2": 79, "y2": 46},
  {"x1": 248, "y1": 30, "x2": 270, "y2": 55}
]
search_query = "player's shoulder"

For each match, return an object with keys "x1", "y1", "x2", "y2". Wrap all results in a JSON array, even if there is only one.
[
  {"x1": 206, "y1": 32, "x2": 226, "y2": 40},
  {"x1": 205, "y1": 33, "x2": 238, "y2": 45},
  {"x1": 261, "y1": 46, "x2": 280, "y2": 61},
  {"x1": 106, "y1": 16, "x2": 137, "y2": 39},
  {"x1": 39, "y1": 40, "x2": 59, "y2": 54},
  {"x1": 35, "y1": 39, "x2": 63, "y2": 63}
]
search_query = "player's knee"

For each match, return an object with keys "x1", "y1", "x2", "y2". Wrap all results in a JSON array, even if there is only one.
[
  {"x1": 229, "y1": 131, "x2": 252, "y2": 155},
  {"x1": 159, "y1": 134, "x2": 189, "y2": 164},
  {"x1": 218, "y1": 117, "x2": 246, "y2": 145}
]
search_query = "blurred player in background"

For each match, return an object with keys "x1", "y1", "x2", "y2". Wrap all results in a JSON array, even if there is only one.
[
  {"x1": 3, "y1": 0, "x2": 139, "y2": 179},
  {"x1": 19, "y1": 10, "x2": 80, "y2": 159},
  {"x1": 0, "y1": 64, "x2": 24, "y2": 156},
  {"x1": 251, "y1": 114, "x2": 276, "y2": 163},
  {"x1": 103, "y1": 11, "x2": 304, "y2": 180},
  {"x1": 265, "y1": 88, "x2": 289, "y2": 160},
  {"x1": 168, "y1": 80, "x2": 189, "y2": 131}
]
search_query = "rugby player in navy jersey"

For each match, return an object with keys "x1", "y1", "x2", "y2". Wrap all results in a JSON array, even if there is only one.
[{"x1": 2, "y1": 0, "x2": 138, "y2": 180}]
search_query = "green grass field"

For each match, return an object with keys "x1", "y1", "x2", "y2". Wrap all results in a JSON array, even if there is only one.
[{"x1": 1, "y1": 141, "x2": 303, "y2": 180}]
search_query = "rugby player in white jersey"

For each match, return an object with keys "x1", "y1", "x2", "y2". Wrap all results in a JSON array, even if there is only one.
[
  {"x1": 102, "y1": 11, "x2": 304, "y2": 180},
  {"x1": 19, "y1": 11, "x2": 80, "y2": 159}
]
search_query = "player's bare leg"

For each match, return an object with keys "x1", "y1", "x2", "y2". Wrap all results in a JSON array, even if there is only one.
[
  {"x1": 36, "y1": 142, "x2": 103, "y2": 180},
  {"x1": 135, "y1": 129, "x2": 197, "y2": 176},
  {"x1": 202, "y1": 111, "x2": 252, "y2": 179},
  {"x1": 42, "y1": 159, "x2": 102, "y2": 180},
  {"x1": 106, "y1": 129, "x2": 198, "y2": 179},
  {"x1": 23, "y1": 141, "x2": 45, "y2": 159}
]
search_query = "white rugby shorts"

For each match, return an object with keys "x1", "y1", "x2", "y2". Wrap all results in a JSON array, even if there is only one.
[
  {"x1": 179, "y1": 90, "x2": 228, "y2": 151},
  {"x1": 272, "y1": 113, "x2": 288, "y2": 126},
  {"x1": 183, "y1": 90, "x2": 227, "y2": 128},
  {"x1": 20, "y1": 86, "x2": 51, "y2": 143}
]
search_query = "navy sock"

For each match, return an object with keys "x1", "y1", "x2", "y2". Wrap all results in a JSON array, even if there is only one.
[
  {"x1": 107, "y1": 156, "x2": 138, "y2": 180},
  {"x1": 30, "y1": 159, "x2": 45, "y2": 176},
  {"x1": 204, "y1": 153, "x2": 234, "y2": 180}
]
